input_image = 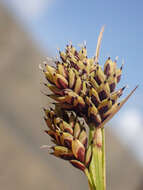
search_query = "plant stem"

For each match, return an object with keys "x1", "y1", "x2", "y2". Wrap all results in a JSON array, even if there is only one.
[
  {"x1": 88, "y1": 127, "x2": 96, "y2": 189},
  {"x1": 88, "y1": 126, "x2": 106, "y2": 190},
  {"x1": 102, "y1": 128, "x2": 106, "y2": 190},
  {"x1": 84, "y1": 168, "x2": 95, "y2": 190}
]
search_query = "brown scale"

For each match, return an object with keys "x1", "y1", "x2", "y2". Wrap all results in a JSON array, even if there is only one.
[
  {"x1": 93, "y1": 65, "x2": 103, "y2": 85},
  {"x1": 109, "y1": 83, "x2": 116, "y2": 93},
  {"x1": 116, "y1": 64, "x2": 123, "y2": 83},
  {"x1": 72, "y1": 62, "x2": 79, "y2": 71},
  {"x1": 104, "y1": 57, "x2": 111, "y2": 76},
  {"x1": 98, "y1": 105, "x2": 109, "y2": 116},
  {"x1": 98, "y1": 81, "x2": 110, "y2": 101},
  {"x1": 111, "y1": 99, "x2": 116, "y2": 105},
  {"x1": 76, "y1": 147, "x2": 85, "y2": 163},
  {"x1": 88, "y1": 104, "x2": 101, "y2": 126},
  {"x1": 104, "y1": 63, "x2": 110, "y2": 76},
  {"x1": 74, "y1": 50, "x2": 79, "y2": 59},
  {"x1": 98, "y1": 90, "x2": 108, "y2": 101},
  {"x1": 60, "y1": 132, "x2": 73, "y2": 149},
  {"x1": 94, "y1": 75, "x2": 102, "y2": 85},
  {"x1": 98, "y1": 105, "x2": 112, "y2": 122},
  {"x1": 91, "y1": 95, "x2": 100, "y2": 107},
  {"x1": 108, "y1": 73, "x2": 117, "y2": 93}
]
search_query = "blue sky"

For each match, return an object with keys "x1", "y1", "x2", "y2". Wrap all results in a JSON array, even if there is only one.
[
  {"x1": 3, "y1": 0, "x2": 143, "y2": 87},
  {"x1": 1, "y1": 0, "x2": 143, "y2": 163}
]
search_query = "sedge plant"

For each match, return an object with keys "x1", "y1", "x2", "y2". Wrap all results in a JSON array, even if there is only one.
[{"x1": 41, "y1": 27, "x2": 138, "y2": 190}]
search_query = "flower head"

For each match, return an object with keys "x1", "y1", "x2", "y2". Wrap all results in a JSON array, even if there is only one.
[
  {"x1": 42, "y1": 27, "x2": 138, "y2": 172},
  {"x1": 42, "y1": 27, "x2": 137, "y2": 128}
]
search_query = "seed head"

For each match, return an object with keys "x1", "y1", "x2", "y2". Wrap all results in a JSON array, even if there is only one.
[{"x1": 42, "y1": 27, "x2": 138, "y2": 172}]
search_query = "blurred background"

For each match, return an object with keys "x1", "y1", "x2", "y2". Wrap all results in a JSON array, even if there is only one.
[{"x1": 0, "y1": 0, "x2": 143, "y2": 190}]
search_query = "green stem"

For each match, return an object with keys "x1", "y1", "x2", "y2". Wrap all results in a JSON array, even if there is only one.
[
  {"x1": 88, "y1": 126, "x2": 96, "y2": 190},
  {"x1": 84, "y1": 168, "x2": 95, "y2": 190},
  {"x1": 88, "y1": 126, "x2": 106, "y2": 190},
  {"x1": 102, "y1": 128, "x2": 106, "y2": 190}
]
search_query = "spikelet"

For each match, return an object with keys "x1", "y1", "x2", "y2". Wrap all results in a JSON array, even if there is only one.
[{"x1": 43, "y1": 109, "x2": 89, "y2": 171}]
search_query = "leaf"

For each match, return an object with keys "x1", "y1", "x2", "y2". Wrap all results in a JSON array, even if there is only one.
[{"x1": 99, "y1": 85, "x2": 138, "y2": 129}]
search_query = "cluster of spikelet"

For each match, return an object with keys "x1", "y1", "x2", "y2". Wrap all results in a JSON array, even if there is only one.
[
  {"x1": 41, "y1": 28, "x2": 137, "y2": 172},
  {"x1": 44, "y1": 108, "x2": 90, "y2": 171}
]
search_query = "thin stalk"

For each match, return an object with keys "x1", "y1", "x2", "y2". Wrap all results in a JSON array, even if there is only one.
[
  {"x1": 89, "y1": 126, "x2": 106, "y2": 190},
  {"x1": 93, "y1": 128, "x2": 103, "y2": 190},
  {"x1": 88, "y1": 126, "x2": 96, "y2": 190},
  {"x1": 102, "y1": 128, "x2": 106, "y2": 190},
  {"x1": 84, "y1": 168, "x2": 95, "y2": 190}
]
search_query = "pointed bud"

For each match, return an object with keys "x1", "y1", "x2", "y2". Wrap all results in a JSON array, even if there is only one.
[
  {"x1": 53, "y1": 146, "x2": 69, "y2": 154},
  {"x1": 74, "y1": 75, "x2": 82, "y2": 94},
  {"x1": 44, "y1": 71, "x2": 54, "y2": 84},
  {"x1": 72, "y1": 139, "x2": 85, "y2": 163},
  {"x1": 48, "y1": 85, "x2": 65, "y2": 96},
  {"x1": 98, "y1": 81, "x2": 110, "y2": 101},
  {"x1": 57, "y1": 75, "x2": 68, "y2": 89},
  {"x1": 45, "y1": 130, "x2": 61, "y2": 145},
  {"x1": 62, "y1": 121, "x2": 73, "y2": 135},
  {"x1": 73, "y1": 121, "x2": 81, "y2": 138},
  {"x1": 52, "y1": 146, "x2": 74, "y2": 160},
  {"x1": 94, "y1": 65, "x2": 106, "y2": 85},
  {"x1": 60, "y1": 132, "x2": 73, "y2": 149},
  {"x1": 89, "y1": 88, "x2": 100, "y2": 107},
  {"x1": 88, "y1": 104, "x2": 102, "y2": 126},
  {"x1": 78, "y1": 129, "x2": 88, "y2": 148}
]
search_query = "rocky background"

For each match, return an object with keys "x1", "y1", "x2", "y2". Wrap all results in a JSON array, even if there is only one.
[{"x1": 0, "y1": 4, "x2": 143, "y2": 190}]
